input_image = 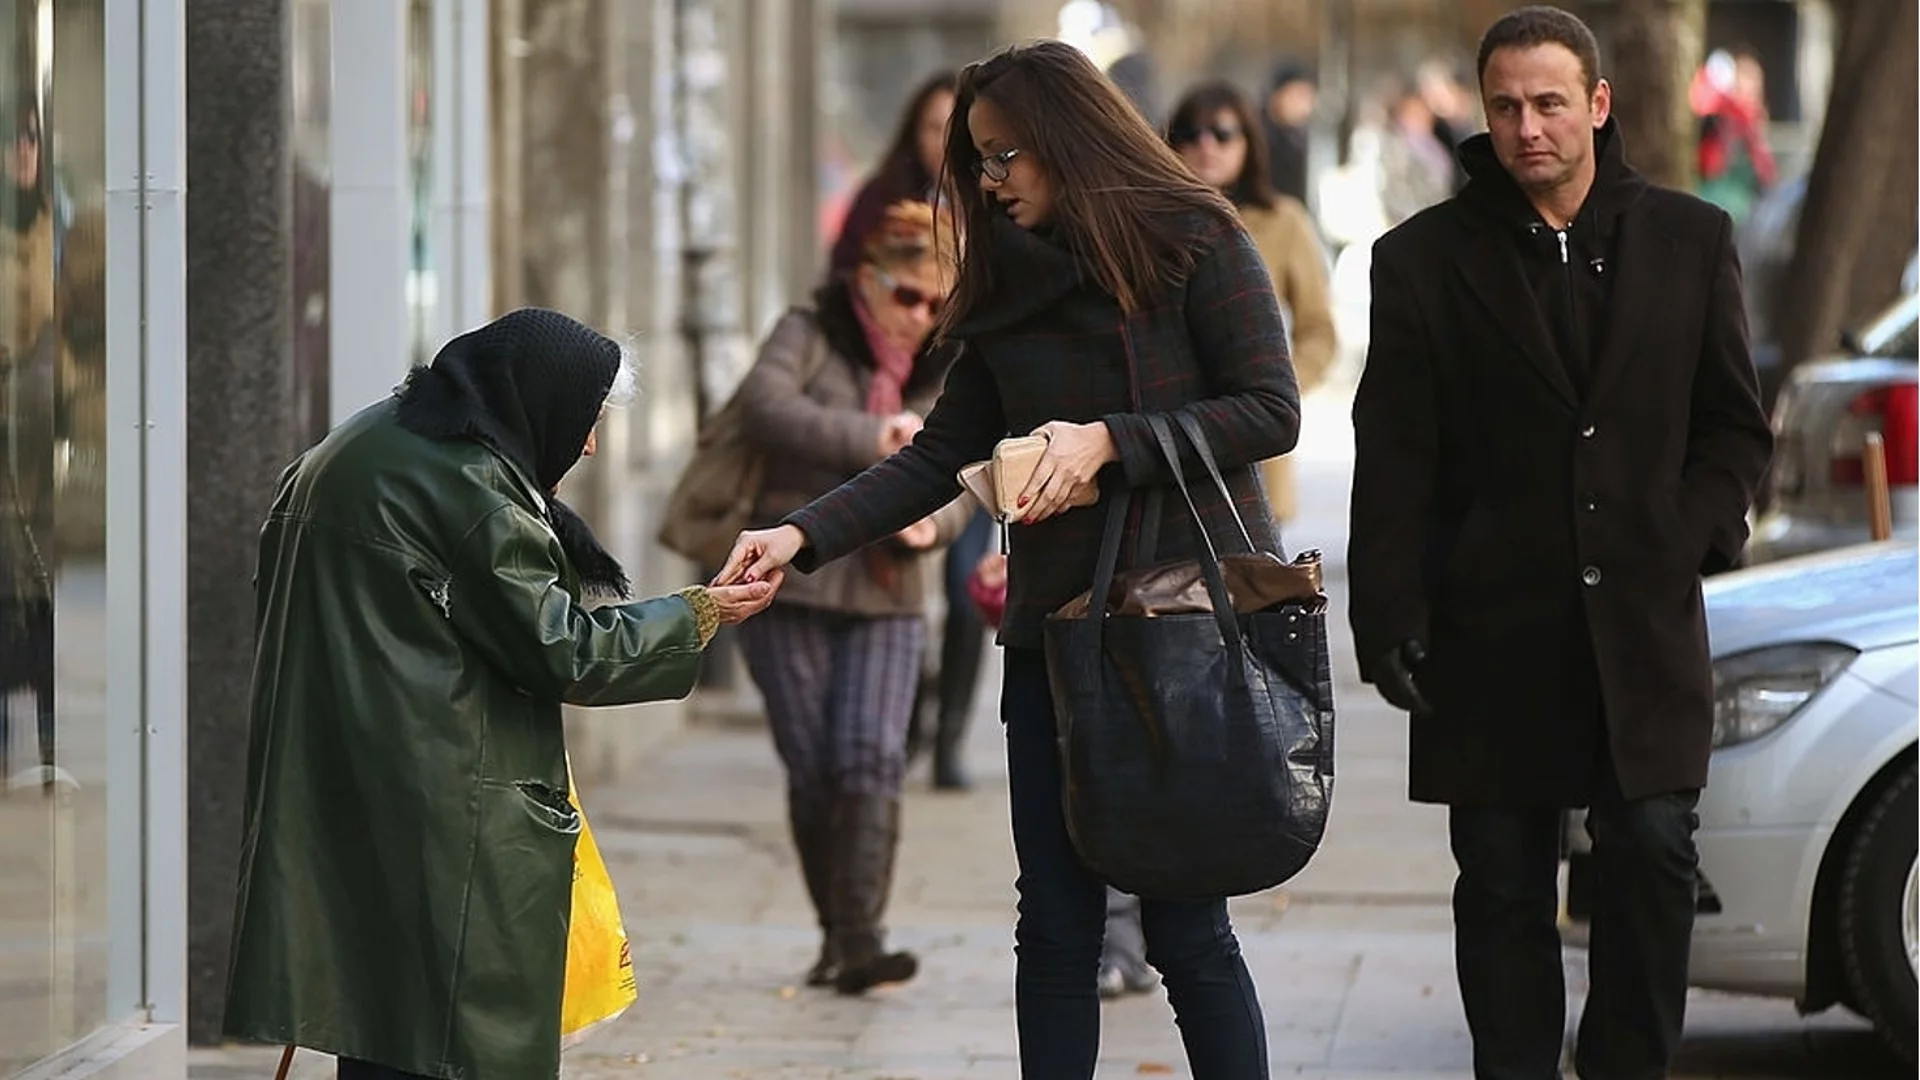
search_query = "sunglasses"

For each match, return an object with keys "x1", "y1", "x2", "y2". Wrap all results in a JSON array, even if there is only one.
[
  {"x1": 1171, "y1": 122, "x2": 1243, "y2": 147},
  {"x1": 973, "y1": 146, "x2": 1020, "y2": 183},
  {"x1": 874, "y1": 268, "x2": 943, "y2": 315}
]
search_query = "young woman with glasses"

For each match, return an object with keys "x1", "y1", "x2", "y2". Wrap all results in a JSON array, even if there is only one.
[{"x1": 718, "y1": 40, "x2": 1300, "y2": 1079}]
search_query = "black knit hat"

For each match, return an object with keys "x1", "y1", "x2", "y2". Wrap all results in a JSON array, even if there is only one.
[{"x1": 395, "y1": 307, "x2": 631, "y2": 597}]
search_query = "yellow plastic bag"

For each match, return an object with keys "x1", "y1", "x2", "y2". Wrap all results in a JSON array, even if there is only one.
[{"x1": 560, "y1": 768, "x2": 637, "y2": 1048}]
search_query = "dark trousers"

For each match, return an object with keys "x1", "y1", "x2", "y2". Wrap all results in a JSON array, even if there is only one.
[
  {"x1": 1002, "y1": 648, "x2": 1269, "y2": 1079},
  {"x1": 935, "y1": 510, "x2": 995, "y2": 719},
  {"x1": 336, "y1": 1059, "x2": 432, "y2": 1080},
  {"x1": 1449, "y1": 770, "x2": 1700, "y2": 1080}
]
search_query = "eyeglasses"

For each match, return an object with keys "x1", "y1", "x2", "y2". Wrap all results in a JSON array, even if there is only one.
[
  {"x1": 974, "y1": 147, "x2": 1020, "y2": 183},
  {"x1": 874, "y1": 268, "x2": 944, "y2": 316},
  {"x1": 1171, "y1": 122, "x2": 1243, "y2": 147}
]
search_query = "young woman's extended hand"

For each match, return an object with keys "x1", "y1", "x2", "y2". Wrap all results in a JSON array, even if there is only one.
[{"x1": 713, "y1": 524, "x2": 807, "y2": 587}]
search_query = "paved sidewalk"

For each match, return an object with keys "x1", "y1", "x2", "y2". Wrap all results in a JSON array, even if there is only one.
[
  {"x1": 551, "y1": 390, "x2": 1901, "y2": 1079},
  {"x1": 189, "y1": 392, "x2": 1906, "y2": 1079}
]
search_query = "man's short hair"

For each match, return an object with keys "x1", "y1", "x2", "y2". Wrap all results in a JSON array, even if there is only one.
[{"x1": 1476, "y1": 5, "x2": 1603, "y2": 96}]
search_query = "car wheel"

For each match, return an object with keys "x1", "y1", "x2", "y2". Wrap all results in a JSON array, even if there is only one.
[{"x1": 1838, "y1": 762, "x2": 1918, "y2": 1064}]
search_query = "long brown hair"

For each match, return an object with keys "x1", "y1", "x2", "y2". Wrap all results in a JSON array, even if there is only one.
[
  {"x1": 936, "y1": 40, "x2": 1235, "y2": 331},
  {"x1": 1167, "y1": 81, "x2": 1277, "y2": 212},
  {"x1": 880, "y1": 71, "x2": 957, "y2": 195}
]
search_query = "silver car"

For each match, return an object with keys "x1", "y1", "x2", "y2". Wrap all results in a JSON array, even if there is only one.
[
  {"x1": 1565, "y1": 541, "x2": 1918, "y2": 1062},
  {"x1": 1747, "y1": 293, "x2": 1918, "y2": 564}
]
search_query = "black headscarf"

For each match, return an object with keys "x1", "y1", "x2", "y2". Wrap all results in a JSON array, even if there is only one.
[{"x1": 394, "y1": 307, "x2": 631, "y2": 599}]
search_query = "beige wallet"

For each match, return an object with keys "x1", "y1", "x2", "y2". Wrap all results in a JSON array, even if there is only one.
[{"x1": 957, "y1": 435, "x2": 1100, "y2": 520}]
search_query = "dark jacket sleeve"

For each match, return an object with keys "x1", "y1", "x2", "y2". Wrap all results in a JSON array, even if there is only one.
[
  {"x1": 1681, "y1": 213, "x2": 1774, "y2": 573},
  {"x1": 447, "y1": 499, "x2": 704, "y2": 707},
  {"x1": 736, "y1": 311, "x2": 885, "y2": 474},
  {"x1": 784, "y1": 341, "x2": 1005, "y2": 570},
  {"x1": 1101, "y1": 224, "x2": 1301, "y2": 486},
  {"x1": 1347, "y1": 238, "x2": 1438, "y2": 681}
]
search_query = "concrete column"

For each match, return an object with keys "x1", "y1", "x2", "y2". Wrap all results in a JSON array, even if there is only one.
[
  {"x1": 454, "y1": 0, "x2": 492, "y2": 329},
  {"x1": 329, "y1": 0, "x2": 410, "y2": 423},
  {"x1": 429, "y1": 0, "x2": 492, "y2": 341},
  {"x1": 489, "y1": 0, "x2": 526, "y2": 313},
  {"x1": 183, "y1": 0, "x2": 295, "y2": 1043}
]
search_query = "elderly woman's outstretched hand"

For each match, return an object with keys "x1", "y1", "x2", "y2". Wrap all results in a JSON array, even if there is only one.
[{"x1": 707, "y1": 575, "x2": 784, "y2": 624}]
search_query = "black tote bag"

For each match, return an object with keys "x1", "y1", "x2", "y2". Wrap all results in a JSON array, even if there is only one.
[{"x1": 1041, "y1": 411, "x2": 1335, "y2": 900}]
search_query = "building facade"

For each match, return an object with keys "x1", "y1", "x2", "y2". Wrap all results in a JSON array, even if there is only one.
[{"x1": 2, "y1": 0, "x2": 818, "y2": 1075}]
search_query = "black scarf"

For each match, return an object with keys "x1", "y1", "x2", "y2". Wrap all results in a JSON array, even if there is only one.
[{"x1": 394, "y1": 307, "x2": 631, "y2": 599}]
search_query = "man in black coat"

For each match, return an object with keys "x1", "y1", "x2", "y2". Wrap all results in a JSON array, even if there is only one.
[{"x1": 1348, "y1": 7, "x2": 1773, "y2": 1079}]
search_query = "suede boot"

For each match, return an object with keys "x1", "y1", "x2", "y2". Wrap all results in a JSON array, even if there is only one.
[
  {"x1": 829, "y1": 793, "x2": 918, "y2": 995},
  {"x1": 788, "y1": 790, "x2": 839, "y2": 986}
]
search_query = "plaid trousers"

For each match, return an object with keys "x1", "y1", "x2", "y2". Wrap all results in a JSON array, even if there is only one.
[{"x1": 737, "y1": 603, "x2": 926, "y2": 798}]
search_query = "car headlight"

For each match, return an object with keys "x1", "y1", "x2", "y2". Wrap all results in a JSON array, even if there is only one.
[{"x1": 1711, "y1": 642, "x2": 1858, "y2": 749}]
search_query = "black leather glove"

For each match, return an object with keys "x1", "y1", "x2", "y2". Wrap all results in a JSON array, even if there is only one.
[{"x1": 1373, "y1": 639, "x2": 1433, "y2": 717}]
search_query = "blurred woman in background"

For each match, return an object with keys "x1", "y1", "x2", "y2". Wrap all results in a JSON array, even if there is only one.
[
  {"x1": 1167, "y1": 81, "x2": 1335, "y2": 532},
  {"x1": 828, "y1": 71, "x2": 956, "y2": 279},
  {"x1": 736, "y1": 200, "x2": 972, "y2": 995},
  {"x1": 833, "y1": 68, "x2": 992, "y2": 792}
]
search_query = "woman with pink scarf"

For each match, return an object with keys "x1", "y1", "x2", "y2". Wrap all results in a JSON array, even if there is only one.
[{"x1": 729, "y1": 200, "x2": 973, "y2": 995}]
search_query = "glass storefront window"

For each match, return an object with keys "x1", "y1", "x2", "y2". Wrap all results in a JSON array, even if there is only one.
[
  {"x1": 293, "y1": 0, "x2": 333, "y2": 448},
  {"x1": 406, "y1": 0, "x2": 435, "y2": 367},
  {"x1": 0, "y1": 0, "x2": 110, "y2": 1072}
]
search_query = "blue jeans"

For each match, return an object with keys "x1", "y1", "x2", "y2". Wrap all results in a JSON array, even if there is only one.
[{"x1": 1001, "y1": 647, "x2": 1270, "y2": 1079}]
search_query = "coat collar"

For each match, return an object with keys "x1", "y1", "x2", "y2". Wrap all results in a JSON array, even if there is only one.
[
  {"x1": 1451, "y1": 118, "x2": 1658, "y2": 408},
  {"x1": 950, "y1": 213, "x2": 1088, "y2": 337}
]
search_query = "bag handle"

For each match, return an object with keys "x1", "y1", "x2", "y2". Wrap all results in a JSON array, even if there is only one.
[
  {"x1": 1144, "y1": 414, "x2": 1249, "y2": 685},
  {"x1": 1171, "y1": 410, "x2": 1257, "y2": 554},
  {"x1": 1081, "y1": 415, "x2": 1247, "y2": 690}
]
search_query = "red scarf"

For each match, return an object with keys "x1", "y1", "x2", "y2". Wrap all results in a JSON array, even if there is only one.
[{"x1": 851, "y1": 286, "x2": 916, "y2": 416}]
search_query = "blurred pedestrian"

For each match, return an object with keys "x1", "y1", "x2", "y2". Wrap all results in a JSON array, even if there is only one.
[
  {"x1": 1349, "y1": 8, "x2": 1772, "y2": 1078},
  {"x1": 716, "y1": 39, "x2": 1298, "y2": 1079},
  {"x1": 830, "y1": 77, "x2": 981, "y2": 792},
  {"x1": 733, "y1": 199, "x2": 973, "y2": 994},
  {"x1": 1378, "y1": 86, "x2": 1455, "y2": 225},
  {"x1": 1169, "y1": 80, "x2": 1337, "y2": 526},
  {"x1": 222, "y1": 309, "x2": 780, "y2": 1080},
  {"x1": 1260, "y1": 62, "x2": 1316, "y2": 205},
  {"x1": 1105, "y1": 51, "x2": 1163, "y2": 131},
  {"x1": 1691, "y1": 45, "x2": 1776, "y2": 225},
  {"x1": 829, "y1": 71, "x2": 955, "y2": 279},
  {"x1": 1418, "y1": 59, "x2": 1476, "y2": 191},
  {"x1": 0, "y1": 88, "x2": 56, "y2": 793}
]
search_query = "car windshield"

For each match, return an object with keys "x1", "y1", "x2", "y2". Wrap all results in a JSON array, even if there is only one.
[{"x1": 1855, "y1": 292, "x2": 1919, "y2": 359}]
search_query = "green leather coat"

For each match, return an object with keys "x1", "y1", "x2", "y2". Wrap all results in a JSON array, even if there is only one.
[{"x1": 223, "y1": 400, "x2": 704, "y2": 1079}]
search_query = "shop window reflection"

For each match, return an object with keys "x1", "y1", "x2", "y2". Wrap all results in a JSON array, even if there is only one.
[
  {"x1": 407, "y1": 0, "x2": 434, "y2": 367},
  {"x1": 293, "y1": 0, "x2": 332, "y2": 446},
  {"x1": 0, "y1": 0, "x2": 110, "y2": 1071}
]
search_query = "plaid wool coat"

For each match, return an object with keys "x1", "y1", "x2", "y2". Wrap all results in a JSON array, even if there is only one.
[{"x1": 786, "y1": 211, "x2": 1301, "y2": 648}]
